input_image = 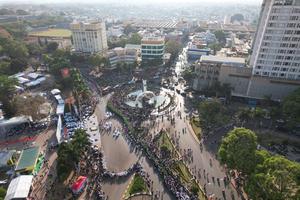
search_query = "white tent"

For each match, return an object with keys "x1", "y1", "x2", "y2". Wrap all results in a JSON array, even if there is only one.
[
  {"x1": 16, "y1": 77, "x2": 30, "y2": 84},
  {"x1": 54, "y1": 95, "x2": 64, "y2": 104},
  {"x1": 27, "y1": 72, "x2": 42, "y2": 80},
  {"x1": 56, "y1": 115, "x2": 63, "y2": 144},
  {"x1": 56, "y1": 103, "x2": 65, "y2": 115},
  {"x1": 51, "y1": 89, "x2": 61, "y2": 95},
  {"x1": 5, "y1": 175, "x2": 33, "y2": 200}
]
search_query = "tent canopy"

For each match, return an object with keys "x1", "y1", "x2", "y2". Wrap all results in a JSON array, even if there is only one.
[
  {"x1": 15, "y1": 146, "x2": 39, "y2": 172},
  {"x1": 71, "y1": 176, "x2": 87, "y2": 193},
  {"x1": 0, "y1": 116, "x2": 31, "y2": 128},
  {"x1": 51, "y1": 89, "x2": 61, "y2": 95},
  {"x1": 5, "y1": 175, "x2": 33, "y2": 200},
  {"x1": 56, "y1": 104, "x2": 65, "y2": 115}
]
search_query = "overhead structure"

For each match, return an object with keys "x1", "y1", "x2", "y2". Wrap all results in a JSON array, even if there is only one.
[
  {"x1": 51, "y1": 89, "x2": 61, "y2": 95},
  {"x1": 56, "y1": 115, "x2": 63, "y2": 144},
  {"x1": 71, "y1": 176, "x2": 88, "y2": 194},
  {"x1": 15, "y1": 146, "x2": 40, "y2": 174},
  {"x1": 5, "y1": 175, "x2": 33, "y2": 200}
]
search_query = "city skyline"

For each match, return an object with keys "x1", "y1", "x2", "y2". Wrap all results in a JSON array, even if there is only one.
[{"x1": 0, "y1": 0, "x2": 264, "y2": 5}]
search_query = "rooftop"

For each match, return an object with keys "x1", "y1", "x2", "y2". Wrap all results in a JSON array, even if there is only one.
[
  {"x1": 28, "y1": 29, "x2": 71, "y2": 38},
  {"x1": 200, "y1": 55, "x2": 245, "y2": 65},
  {"x1": 15, "y1": 146, "x2": 39, "y2": 172},
  {"x1": 141, "y1": 36, "x2": 164, "y2": 44},
  {"x1": 0, "y1": 150, "x2": 15, "y2": 168},
  {"x1": 5, "y1": 175, "x2": 33, "y2": 200}
]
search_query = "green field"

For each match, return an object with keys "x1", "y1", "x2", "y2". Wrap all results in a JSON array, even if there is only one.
[{"x1": 29, "y1": 28, "x2": 71, "y2": 38}]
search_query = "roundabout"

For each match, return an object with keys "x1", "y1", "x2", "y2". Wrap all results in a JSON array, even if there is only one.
[{"x1": 124, "y1": 80, "x2": 177, "y2": 116}]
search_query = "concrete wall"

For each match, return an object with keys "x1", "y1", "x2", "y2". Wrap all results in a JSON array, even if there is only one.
[
  {"x1": 247, "y1": 76, "x2": 300, "y2": 100},
  {"x1": 193, "y1": 63, "x2": 300, "y2": 100},
  {"x1": 219, "y1": 65, "x2": 252, "y2": 96}
]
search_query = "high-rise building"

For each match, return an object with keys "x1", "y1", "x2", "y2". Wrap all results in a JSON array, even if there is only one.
[
  {"x1": 141, "y1": 36, "x2": 165, "y2": 62},
  {"x1": 70, "y1": 21, "x2": 108, "y2": 54},
  {"x1": 250, "y1": 0, "x2": 300, "y2": 80}
]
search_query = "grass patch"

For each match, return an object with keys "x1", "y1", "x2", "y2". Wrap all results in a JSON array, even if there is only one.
[
  {"x1": 29, "y1": 28, "x2": 71, "y2": 38},
  {"x1": 171, "y1": 160, "x2": 191, "y2": 184},
  {"x1": 171, "y1": 161, "x2": 206, "y2": 200},
  {"x1": 159, "y1": 132, "x2": 174, "y2": 152},
  {"x1": 154, "y1": 131, "x2": 178, "y2": 158},
  {"x1": 125, "y1": 174, "x2": 149, "y2": 199},
  {"x1": 190, "y1": 117, "x2": 202, "y2": 140}
]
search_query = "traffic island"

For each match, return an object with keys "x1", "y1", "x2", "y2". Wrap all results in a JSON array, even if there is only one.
[
  {"x1": 171, "y1": 160, "x2": 206, "y2": 200},
  {"x1": 153, "y1": 131, "x2": 180, "y2": 159},
  {"x1": 123, "y1": 173, "x2": 151, "y2": 200},
  {"x1": 190, "y1": 117, "x2": 202, "y2": 141}
]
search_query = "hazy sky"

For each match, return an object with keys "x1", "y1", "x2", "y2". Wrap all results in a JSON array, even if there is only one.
[{"x1": 0, "y1": 0, "x2": 263, "y2": 5}]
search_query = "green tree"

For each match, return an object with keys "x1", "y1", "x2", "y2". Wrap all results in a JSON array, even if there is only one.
[
  {"x1": 9, "y1": 58, "x2": 28, "y2": 74},
  {"x1": 237, "y1": 107, "x2": 253, "y2": 124},
  {"x1": 46, "y1": 42, "x2": 59, "y2": 53},
  {"x1": 124, "y1": 24, "x2": 136, "y2": 35},
  {"x1": 0, "y1": 187, "x2": 6, "y2": 200},
  {"x1": 198, "y1": 99, "x2": 228, "y2": 130},
  {"x1": 208, "y1": 43, "x2": 222, "y2": 55},
  {"x1": 49, "y1": 57, "x2": 70, "y2": 77},
  {"x1": 165, "y1": 40, "x2": 183, "y2": 61},
  {"x1": 57, "y1": 129, "x2": 90, "y2": 181},
  {"x1": 26, "y1": 43, "x2": 43, "y2": 56},
  {"x1": 282, "y1": 88, "x2": 300, "y2": 130},
  {"x1": 2, "y1": 39, "x2": 28, "y2": 59},
  {"x1": 88, "y1": 54, "x2": 105, "y2": 67},
  {"x1": 218, "y1": 128, "x2": 258, "y2": 175},
  {"x1": 128, "y1": 33, "x2": 142, "y2": 44},
  {"x1": 214, "y1": 30, "x2": 226, "y2": 45},
  {"x1": 0, "y1": 75, "x2": 17, "y2": 117},
  {"x1": 246, "y1": 155, "x2": 300, "y2": 200},
  {"x1": 0, "y1": 61, "x2": 10, "y2": 75},
  {"x1": 230, "y1": 14, "x2": 244, "y2": 23}
]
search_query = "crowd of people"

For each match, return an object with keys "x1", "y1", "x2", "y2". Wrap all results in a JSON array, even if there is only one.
[
  {"x1": 80, "y1": 145, "x2": 106, "y2": 199},
  {"x1": 107, "y1": 94, "x2": 197, "y2": 199}
]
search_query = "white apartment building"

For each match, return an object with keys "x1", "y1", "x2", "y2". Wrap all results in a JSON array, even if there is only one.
[
  {"x1": 70, "y1": 21, "x2": 108, "y2": 54},
  {"x1": 250, "y1": 0, "x2": 300, "y2": 80}
]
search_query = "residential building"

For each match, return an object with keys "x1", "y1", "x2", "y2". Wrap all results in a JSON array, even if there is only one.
[
  {"x1": 108, "y1": 46, "x2": 138, "y2": 67},
  {"x1": 246, "y1": 0, "x2": 300, "y2": 100},
  {"x1": 107, "y1": 26, "x2": 124, "y2": 38},
  {"x1": 70, "y1": 21, "x2": 108, "y2": 54},
  {"x1": 26, "y1": 28, "x2": 72, "y2": 49},
  {"x1": 187, "y1": 41, "x2": 210, "y2": 61},
  {"x1": 193, "y1": 55, "x2": 246, "y2": 90},
  {"x1": 141, "y1": 36, "x2": 165, "y2": 62},
  {"x1": 250, "y1": 0, "x2": 300, "y2": 80}
]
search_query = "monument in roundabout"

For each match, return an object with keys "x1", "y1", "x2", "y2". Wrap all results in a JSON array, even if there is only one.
[{"x1": 125, "y1": 80, "x2": 176, "y2": 116}]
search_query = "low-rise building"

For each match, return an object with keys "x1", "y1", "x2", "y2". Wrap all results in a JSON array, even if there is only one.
[
  {"x1": 108, "y1": 46, "x2": 138, "y2": 67},
  {"x1": 141, "y1": 36, "x2": 165, "y2": 62},
  {"x1": 26, "y1": 28, "x2": 72, "y2": 49},
  {"x1": 193, "y1": 55, "x2": 246, "y2": 91},
  {"x1": 187, "y1": 41, "x2": 210, "y2": 61}
]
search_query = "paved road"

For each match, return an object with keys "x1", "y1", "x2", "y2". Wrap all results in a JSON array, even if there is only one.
[
  {"x1": 151, "y1": 48, "x2": 242, "y2": 200},
  {"x1": 95, "y1": 95, "x2": 173, "y2": 200}
]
